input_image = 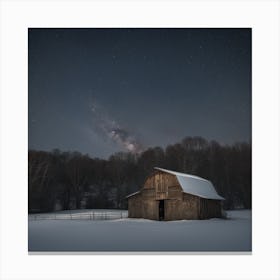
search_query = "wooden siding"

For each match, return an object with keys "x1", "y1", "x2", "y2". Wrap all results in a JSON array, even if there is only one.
[
  {"x1": 164, "y1": 193, "x2": 198, "y2": 220},
  {"x1": 127, "y1": 194, "x2": 142, "y2": 218},
  {"x1": 142, "y1": 200, "x2": 158, "y2": 220},
  {"x1": 199, "y1": 198, "x2": 222, "y2": 219},
  {"x1": 144, "y1": 171, "x2": 180, "y2": 200},
  {"x1": 168, "y1": 185, "x2": 183, "y2": 200}
]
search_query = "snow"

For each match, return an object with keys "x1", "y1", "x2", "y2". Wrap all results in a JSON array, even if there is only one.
[
  {"x1": 155, "y1": 167, "x2": 224, "y2": 200},
  {"x1": 28, "y1": 210, "x2": 251, "y2": 252},
  {"x1": 125, "y1": 191, "x2": 140, "y2": 198}
]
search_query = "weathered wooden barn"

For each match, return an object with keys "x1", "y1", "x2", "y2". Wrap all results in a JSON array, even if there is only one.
[{"x1": 127, "y1": 167, "x2": 224, "y2": 221}]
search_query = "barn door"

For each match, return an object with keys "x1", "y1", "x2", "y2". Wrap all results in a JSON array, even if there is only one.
[{"x1": 159, "y1": 200, "x2": 165, "y2": 221}]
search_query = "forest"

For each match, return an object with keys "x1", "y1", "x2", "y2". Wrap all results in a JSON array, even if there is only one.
[{"x1": 28, "y1": 136, "x2": 251, "y2": 213}]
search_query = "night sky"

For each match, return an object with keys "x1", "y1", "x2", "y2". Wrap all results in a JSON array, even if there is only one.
[{"x1": 28, "y1": 28, "x2": 251, "y2": 159}]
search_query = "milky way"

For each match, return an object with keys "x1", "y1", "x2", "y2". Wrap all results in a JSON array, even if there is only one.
[{"x1": 90, "y1": 100, "x2": 143, "y2": 154}]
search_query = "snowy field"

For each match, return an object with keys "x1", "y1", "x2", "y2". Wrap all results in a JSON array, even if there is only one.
[{"x1": 28, "y1": 210, "x2": 251, "y2": 252}]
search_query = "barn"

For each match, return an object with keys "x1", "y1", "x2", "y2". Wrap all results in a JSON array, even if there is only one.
[{"x1": 126, "y1": 167, "x2": 224, "y2": 221}]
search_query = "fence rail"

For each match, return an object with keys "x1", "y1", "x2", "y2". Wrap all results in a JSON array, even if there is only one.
[{"x1": 29, "y1": 211, "x2": 128, "y2": 221}]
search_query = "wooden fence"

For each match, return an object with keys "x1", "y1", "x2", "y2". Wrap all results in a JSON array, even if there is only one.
[{"x1": 29, "y1": 211, "x2": 128, "y2": 221}]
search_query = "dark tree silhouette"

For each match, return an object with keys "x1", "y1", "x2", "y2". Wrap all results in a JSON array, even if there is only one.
[{"x1": 28, "y1": 137, "x2": 251, "y2": 213}]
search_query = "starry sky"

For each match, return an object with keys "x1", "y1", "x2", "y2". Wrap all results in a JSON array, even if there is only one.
[{"x1": 28, "y1": 28, "x2": 251, "y2": 159}]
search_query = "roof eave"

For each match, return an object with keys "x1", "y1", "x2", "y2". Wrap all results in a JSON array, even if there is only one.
[
  {"x1": 126, "y1": 191, "x2": 140, "y2": 198},
  {"x1": 182, "y1": 192, "x2": 225, "y2": 200}
]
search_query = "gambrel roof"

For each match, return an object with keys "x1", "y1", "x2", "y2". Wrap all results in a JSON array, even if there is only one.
[{"x1": 154, "y1": 167, "x2": 224, "y2": 200}]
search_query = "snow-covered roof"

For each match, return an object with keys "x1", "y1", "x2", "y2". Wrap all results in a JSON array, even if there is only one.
[
  {"x1": 125, "y1": 191, "x2": 140, "y2": 198},
  {"x1": 154, "y1": 167, "x2": 224, "y2": 200}
]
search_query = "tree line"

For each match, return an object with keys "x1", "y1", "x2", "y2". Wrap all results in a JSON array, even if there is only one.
[{"x1": 28, "y1": 136, "x2": 251, "y2": 213}]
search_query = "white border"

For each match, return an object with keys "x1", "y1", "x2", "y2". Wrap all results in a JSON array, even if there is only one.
[{"x1": 0, "y1": 0, "x2": 279, "y2": 279}]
